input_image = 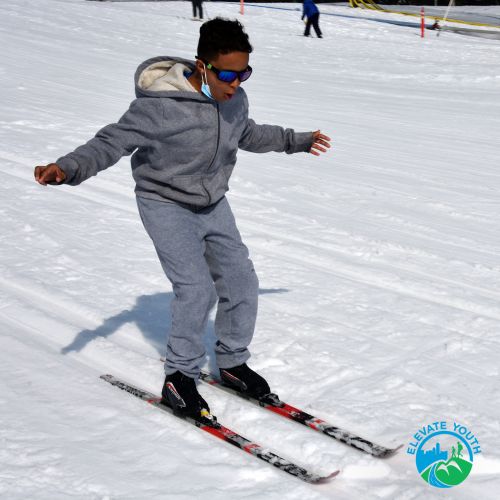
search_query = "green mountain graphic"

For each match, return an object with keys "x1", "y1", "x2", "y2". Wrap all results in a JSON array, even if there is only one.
[{"x1": 421, "y1": 457, "x2": 472, "y2": 486}]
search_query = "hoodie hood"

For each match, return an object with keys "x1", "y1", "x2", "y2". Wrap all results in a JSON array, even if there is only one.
[{"x1": 135, "y1": 56, "x2": 204, "y2": 100}]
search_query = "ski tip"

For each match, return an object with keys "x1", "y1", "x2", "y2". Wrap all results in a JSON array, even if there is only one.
[
  {"x1": 376, "y1": 443, "x2": 404, "y2": 458},
  {"x1": 313, "y1": 469, "x2": 340, "y2": 484}
]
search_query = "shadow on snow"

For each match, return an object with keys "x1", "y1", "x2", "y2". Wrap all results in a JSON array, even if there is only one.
[{"x1": 61, "y1": 288, "x2": 289, "y2": 370}]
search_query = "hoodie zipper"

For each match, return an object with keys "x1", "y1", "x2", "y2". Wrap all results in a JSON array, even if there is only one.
[{"x1": 202, "y1": 102, "x2": 221, "y2": 206}]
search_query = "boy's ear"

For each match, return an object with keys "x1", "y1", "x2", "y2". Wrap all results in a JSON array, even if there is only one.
[{"x1": 194, "y1": 58, "x2": 205, "y2": 73}]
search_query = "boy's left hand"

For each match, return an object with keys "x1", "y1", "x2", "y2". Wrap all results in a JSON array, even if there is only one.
[{"x1": 310, "y1": 130, "x2": 331, "y2": 157}]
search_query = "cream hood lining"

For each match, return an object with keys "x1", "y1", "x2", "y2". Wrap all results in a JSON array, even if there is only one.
[{"x1": 138, "y1": 61, "x2": 197, "y2": 93}]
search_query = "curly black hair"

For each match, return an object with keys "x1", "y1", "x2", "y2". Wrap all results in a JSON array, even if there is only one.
[{"x1": 197, "y1": 17, "x2": 253, "y2": 61}]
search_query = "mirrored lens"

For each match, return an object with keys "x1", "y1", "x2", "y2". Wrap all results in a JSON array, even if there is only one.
[
  {"x1": 218, "y1": 71, "x2": 239, "y2": 83},
  {"x1": 238, "y1": 68, "x2": 252, "y2": 82}
]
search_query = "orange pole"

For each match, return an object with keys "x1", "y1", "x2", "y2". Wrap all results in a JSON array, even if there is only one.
[
  {"x1": 421, "y1": 7, "x2": 425, "y2": 38},
  {"x1": 240, "y1": 0, "x2": 244, "y2": 15}
]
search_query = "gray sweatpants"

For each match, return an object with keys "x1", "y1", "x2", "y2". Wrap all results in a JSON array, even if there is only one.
[{"x1": 136, "y1": 195, "x2": 259, "y2": 378}]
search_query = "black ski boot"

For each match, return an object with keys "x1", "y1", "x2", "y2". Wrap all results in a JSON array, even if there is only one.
[
  {"x1": 161, "y1": 371, "x2": 210, "y2": 419},
  {"x1": 220, "y1": 363, "x2": 271, "y2": 399}
]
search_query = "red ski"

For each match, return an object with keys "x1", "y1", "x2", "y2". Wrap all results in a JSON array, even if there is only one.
[
  {"x1": 200, "y1": 371, "x2": 402, "y2": 458},
  {"x1": 101, "y1": 374, "x2": 339, "y2": 484}
]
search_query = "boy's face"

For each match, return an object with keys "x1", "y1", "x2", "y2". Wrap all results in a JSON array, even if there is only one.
[{"x1": 196, "y1": 51, "x2": 250, "y2": 103}]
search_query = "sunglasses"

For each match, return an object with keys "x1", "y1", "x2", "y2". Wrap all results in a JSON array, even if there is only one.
[{"x1": 199, "y1": 58, "x2": 253, "y2": 84}]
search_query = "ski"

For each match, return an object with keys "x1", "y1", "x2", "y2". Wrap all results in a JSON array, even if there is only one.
[
  {"x1": 200, "y1": 371, "x2": 402, "y2": 458},
  {"x1": 100, "y1": 374, "x2": 339, "y2": 484}
]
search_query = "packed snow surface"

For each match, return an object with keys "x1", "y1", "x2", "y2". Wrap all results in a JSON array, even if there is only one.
[{"x1": 1, "y1": 1, "x2": 500, "y2": 499}]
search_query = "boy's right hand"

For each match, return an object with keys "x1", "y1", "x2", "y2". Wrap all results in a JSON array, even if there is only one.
[{"x1": 34, "y1": 163, "x2": 66, "y2": 186}]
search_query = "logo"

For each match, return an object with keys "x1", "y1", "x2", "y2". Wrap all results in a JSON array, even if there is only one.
[{"x1": 407, "y1": 421, "x2": 481, "y2": 488}]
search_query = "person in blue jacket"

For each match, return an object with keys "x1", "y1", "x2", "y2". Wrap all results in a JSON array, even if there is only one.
[{"x1": 302, "y1": 0, "x2": 323, "y2": 38}]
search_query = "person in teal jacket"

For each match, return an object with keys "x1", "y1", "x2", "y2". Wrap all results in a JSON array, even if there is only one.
[{"x1": 302, "y1": 0, "x2": 323, "y2": 38}]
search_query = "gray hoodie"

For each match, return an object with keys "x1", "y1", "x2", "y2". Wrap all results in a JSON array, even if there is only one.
[{"x1": 57, "y1": 56, "x2": 314, "y2": 208}]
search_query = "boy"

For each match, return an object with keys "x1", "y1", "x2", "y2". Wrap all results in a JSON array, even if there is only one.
[{"x1": 35, "y1": 18, "x2": 331, "y2": 419}]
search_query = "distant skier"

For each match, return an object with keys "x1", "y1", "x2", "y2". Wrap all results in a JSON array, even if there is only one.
[
  {"x1": 431, "y1": 19, "x2": 441, "y2": 30},
  {"x1": 302, "y1": 0, "x2": 323, "y2": 38},
  {"x1": 34, "y1": 18, "x2": 331, "y2": 420},
  {"x1": 191, "y1": 0, "x2": 203, "y2": 21}
]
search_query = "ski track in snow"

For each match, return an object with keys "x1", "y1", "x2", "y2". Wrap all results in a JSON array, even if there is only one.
[{"x1": 1, "y1": 1, "x2": 500, "y2": 498}]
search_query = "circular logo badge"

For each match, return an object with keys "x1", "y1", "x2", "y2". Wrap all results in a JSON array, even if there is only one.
[{"x1": 415, "y1": 430, "x2": 474, "y2": 488}]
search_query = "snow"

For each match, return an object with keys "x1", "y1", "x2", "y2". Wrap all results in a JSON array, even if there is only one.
[{"x1": 1, "y1": 0, "x2": 500, "y2": 498}]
